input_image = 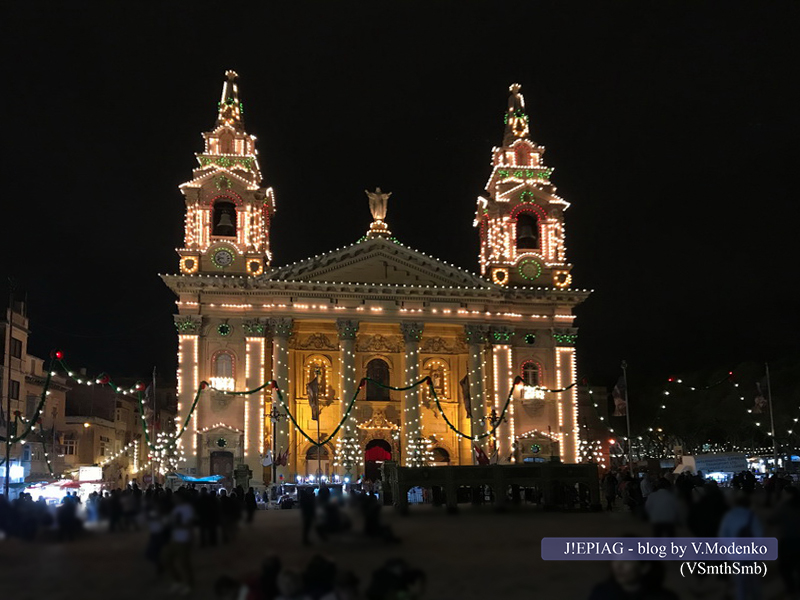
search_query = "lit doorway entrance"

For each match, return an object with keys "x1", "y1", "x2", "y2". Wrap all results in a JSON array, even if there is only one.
[{"x1": 364, "y1": 439, "x2": 392, "y2": 481}]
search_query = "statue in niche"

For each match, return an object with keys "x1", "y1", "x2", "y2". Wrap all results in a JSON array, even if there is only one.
[{"x1": 365, "y1": 187, "x2": 392, "y2": 221}]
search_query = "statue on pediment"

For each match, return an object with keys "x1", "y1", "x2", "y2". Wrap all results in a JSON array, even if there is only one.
[{"x1": 366, "y1": 187, "x2": 391, "y2": 221}]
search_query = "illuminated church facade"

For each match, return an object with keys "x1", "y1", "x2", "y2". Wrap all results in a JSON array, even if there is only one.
[{"x1": 161, "y1": 72, "x2": 590, "y2": 486}]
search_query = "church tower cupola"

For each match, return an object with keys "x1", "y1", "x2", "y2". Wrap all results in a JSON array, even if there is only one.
[
  {"x1": 475, "y1": 83, "x2": 573, "y2": 289},
  {"x1": 177, "y1": 71, "x2": 276, "y2": 277}
]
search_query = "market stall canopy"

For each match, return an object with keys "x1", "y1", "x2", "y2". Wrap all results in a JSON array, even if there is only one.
[{"x1": 173, "y1": 473, "x2": 224, "y2": 483}]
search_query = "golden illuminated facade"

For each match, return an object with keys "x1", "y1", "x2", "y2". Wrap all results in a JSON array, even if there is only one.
[{"x1": 162, "y1": 74, "x2": 590, "y2": 486}]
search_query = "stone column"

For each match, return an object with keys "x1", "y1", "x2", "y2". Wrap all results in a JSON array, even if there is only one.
[
  {"x1": 244, "y1": 319, "x2": 268, "y2": 485},
  {"x1": 554, "y1": 331, "x2": 580, "y2": 464},
  {"x1": 270, "y1": 317, "x2": 293, "y2": 481},
  {"x1": 464, "y1": 324, "x2": 489, "y2": 462},
  {"x1": 490, "y1": 327, "x2": 514, "y2": 464},
  {"x1": 400, "y1": 322, "x2": 424, "y2": 466},
  {"x1": 174, "y1": 315, "x2": 202, "y2": 474},
  {"x1": 335, "y1": 319, "x2": 360, "y2": 476}
]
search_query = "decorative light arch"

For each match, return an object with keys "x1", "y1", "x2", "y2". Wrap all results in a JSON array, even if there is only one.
[
  {"x1": 204, "y1": 190, "x2": 244, "y2": 208},
  {"x1": 519, "y1": 359, "x2": 543, "y2": 387}
]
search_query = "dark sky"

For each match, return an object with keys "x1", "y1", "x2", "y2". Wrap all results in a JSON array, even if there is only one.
[{"x1": 4, "y1": 2, "x2": 799, "y2": 387}]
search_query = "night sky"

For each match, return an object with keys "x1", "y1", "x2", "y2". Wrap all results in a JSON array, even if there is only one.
[{"x1": 5, "y1": 2, "x2": 799, "y2": 388}]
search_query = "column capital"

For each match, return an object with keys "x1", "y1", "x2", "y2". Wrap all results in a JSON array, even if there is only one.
[
  {"x1": 552, "y1": 327, "x2": 578, "y2": 347},
  {"x1": 336, "y1": 319, "x2": 360, "y2": 341},
  {"x1": 464, "y1": 324, "x2": 489, "y2": 345},
  {"x1": 174, "y1": 314, "x2": 202, "y2": 335},
  {"x1": 269, "y1": 317, "x2": 293, "y2": 339},
  {"x1": 400, "y1": 322, "x2": 424, "y2": 344},
  {"x1": 242, "y1": 318, "x2": 269, "y2": 337},
  {"x1": 489, "y1": 326, "x2": 515, "y2": 345}
]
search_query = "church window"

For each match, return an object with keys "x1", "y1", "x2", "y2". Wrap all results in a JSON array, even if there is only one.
[
  {"x1": 515, "y1": 213, "x2": 539, "y2": 251},
  {"x1": 365, "y1": 359, "x2": 391, "y2": 401},
  {"x1": 219, "y1": 131, "x2": 234, "y2": 154},
  {"x1": 515, "y1": 145, "x2": 530, "y2": 166},
  {"x1": 211, "y1": 351, "x2": 235, "y2": 391},
  {"x1": 212, "y1": 200, "x2": 237, "y2": 237},
  {"x1": 521, "y1": 360, "x2": 541, "y2": 387}
]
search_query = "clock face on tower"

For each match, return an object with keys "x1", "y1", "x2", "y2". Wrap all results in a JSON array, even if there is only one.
[{"x1": 212, "y1": 248, "x2": 234, "y2": 268}]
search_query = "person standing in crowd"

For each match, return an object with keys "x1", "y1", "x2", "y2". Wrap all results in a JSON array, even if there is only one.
[
  {"x1": 299, "y1": 487, "x2": 316, "y2": 546},
  {"x1": 144, "y1": 495, "x2": 168, "y2": 578},
  {"x1": 603, "y1": 471, "x2": 618, "y2": 511},
  {"x1": 162, "y1": 489, "x2": 196, "y2": 595},
  {"x1": 245, "y1": 487, "x2": 258, "y2": 523},
  {"x1": 770, "y1": 485, "x2": 800, "y2": 600},
  {"x1": 719, "y1": 492, "x2": 763, "y2": 600},
  {"x1": 645, "y1": 479, "x2": 680, "y2": 537},
  {"x1": 640, "y1": 473, "x2": 654, "y2": 505}
]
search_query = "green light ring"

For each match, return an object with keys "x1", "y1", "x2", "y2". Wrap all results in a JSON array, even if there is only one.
[{"x1": 517, "y1": 258, "x2": 542, "y2": 281}]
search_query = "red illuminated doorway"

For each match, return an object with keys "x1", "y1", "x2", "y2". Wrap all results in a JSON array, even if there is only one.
[{"x1": 364, "y1": 439, "x2": 392, "y2": 481}]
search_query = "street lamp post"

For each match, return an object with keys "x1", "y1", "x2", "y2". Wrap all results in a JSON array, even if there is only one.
[
  {"x1": 484, "y1": 408, "x2": 504, "y2": 459},
  {"x1": 267, "y1": 404, "x2": 287, "y2": 497}
]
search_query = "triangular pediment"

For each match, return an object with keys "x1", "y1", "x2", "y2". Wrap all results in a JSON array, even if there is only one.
[{"x1": 265, "y1": 237, "x2": 494, "y2": 288}]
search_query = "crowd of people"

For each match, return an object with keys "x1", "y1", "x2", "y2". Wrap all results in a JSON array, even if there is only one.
[
  {"x1": 598, "y1": 468, "x2": 800, "y2": 600},
  {"x1": 214, "y1": 555, "x2": 425, "y2": 600}
]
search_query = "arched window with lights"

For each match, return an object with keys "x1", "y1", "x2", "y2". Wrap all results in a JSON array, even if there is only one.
[
  {"x1": 212, "y1": 198, "x2": 237, "y2": 237},
  {"x1": 520, "y1": 360, "x2": 542, "y2": 388},
  {"x1": 515, "y1": 213, "x2": 539, "y2": 251},
  {"x1": 211, "y1": 351, "x2": 235, "y2": 391},
  {"x1": 365, "y1": 358, "x2": 391, "y2": 401}
]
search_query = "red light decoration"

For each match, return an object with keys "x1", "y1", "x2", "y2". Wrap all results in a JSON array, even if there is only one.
[
  {"x1": 200, "y1": 381, "x2": 209, "y2": 390},
  {"x1": 51, "y1": 350, "x2": 64, "y2": 360},
  {"x1": 135, "y1": 382, "x2": 146, "y2": 392},
  {"x1": 98, "y1": 373, "x2": 110, "y2": 385}
]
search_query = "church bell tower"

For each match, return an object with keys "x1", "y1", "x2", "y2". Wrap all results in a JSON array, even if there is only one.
[
  {"x1": 176, "y1": 71, "x2": 276, "y2": 277},
  {"x1": 475, "y1": 84, "x2": 572, "y2": 289}
]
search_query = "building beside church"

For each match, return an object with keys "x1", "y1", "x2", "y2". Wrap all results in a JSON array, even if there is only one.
[{"x1": 162, "y1": 72, "x2": 590, "y2": 486}]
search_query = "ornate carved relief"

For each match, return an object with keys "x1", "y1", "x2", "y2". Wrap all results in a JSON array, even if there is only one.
[
  {"x1": 420, "y1": 336, "x2": 467, "y2": 354},
  {"x1": 355, "y1": 334, "x2": 404, "y2": 353},
  {"x1": 290, "y1": 333, "x2": 338, "y2": 350}
]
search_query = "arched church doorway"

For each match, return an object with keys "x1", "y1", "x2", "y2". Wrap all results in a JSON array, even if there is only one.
[
  {"x1": 432, "y1": 447, "x2": 450, "y2": 466},
  {"x1": 364, "y1": 439, "x2": 392, "y2": 481},
  {"x1": 305, "y1": 445, "x2": 331, "y2": 478}
]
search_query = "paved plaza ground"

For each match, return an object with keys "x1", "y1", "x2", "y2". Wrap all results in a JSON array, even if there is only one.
[{"x1": 0, "y1": 503, "x2": 789, "y2": 599}]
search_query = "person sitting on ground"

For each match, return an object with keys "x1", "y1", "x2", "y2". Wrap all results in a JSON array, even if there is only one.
[
  {"x1": 365, "y1": 559, "x2": 425, "y2": 600},
  {"x1": 276, "y1": 570, "x2": 312, "y2": 600}
]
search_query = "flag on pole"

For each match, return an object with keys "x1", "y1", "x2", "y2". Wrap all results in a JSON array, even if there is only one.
[
  {"x1": 753, "y1": 382, "x2": 768, "y2": 414},
  {"x1": 490, "y1": 448, "x2": 499, "y2": 464},
  {"x1": 612, "y1": 376, "x2": 627, "y2": 417},
  {"x1": 473, "y1": 445, "x2": 490, "y2": 465},
  {"x1": 307, "y1": 376, "x2": 320, "y2": 420},
  {"x1": 460, "y1": 375, "x2": 472, "y2": 419},
  {"x1": 278, "y1": 449, "x2": 289, "y2": 466},
  {"x1": 261, "y1": 450, "x2": 273, "y2": 467}
]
